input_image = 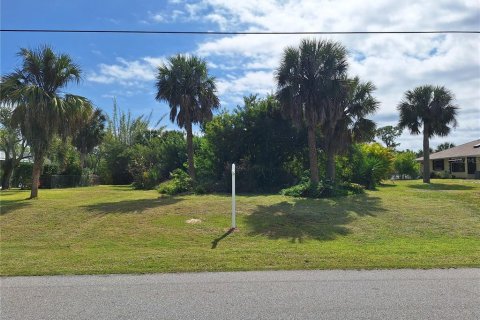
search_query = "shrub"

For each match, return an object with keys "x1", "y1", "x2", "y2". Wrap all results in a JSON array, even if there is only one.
[
  {"x1": 346, "y1": 143, "x2": 394, "y2": 189},
  {"x1": 11, "y1": 162, "x2": 33, "y2": 189},
  {"x1": 281, "y1": 180, "x2": 364, "y2": 198},
  {"x1": 158, "y1": 169, "x2": 192, "y2": 195},
  {"x1": 394, "y1": 151, "x2": 420, "y2": 179}
]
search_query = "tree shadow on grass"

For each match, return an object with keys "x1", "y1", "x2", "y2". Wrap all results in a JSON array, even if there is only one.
[
  {"x1": 407, "y1": 183, "x2": 474, "y2": 191},
  {"x1": 0, "y1": 199, "x2": 32, "y2": 215},
  {"x1": 245, "y1": 194, "x2": 385, "y2": 243},
  {"x1": 82, "y1": 196, "x2": 183, "y2": 214}
]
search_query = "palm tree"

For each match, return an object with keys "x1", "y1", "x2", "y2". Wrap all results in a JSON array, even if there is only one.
[
  {"x1": 155, "y1": 54, "x2": 220, "y2": 181},
  {"x1": 73, "y1": 108, "x2": 106, "y2": 169},
  {"x1": 321, "y1": 76, "x2": 379, "y2": 181},
  {"x1": 398, "y1": 85, "x2": 458, "y2": 183},
  {"x1": 0, "y1": 46, "x2": 92, "y2": 198},
  {"x1": 276, "y1": 39, "x2": 348, "y2": 184}
]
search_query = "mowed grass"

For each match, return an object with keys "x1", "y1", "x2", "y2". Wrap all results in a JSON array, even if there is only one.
[{"x1": 1, "y1": 179, "x2": 479, "y2": 276}]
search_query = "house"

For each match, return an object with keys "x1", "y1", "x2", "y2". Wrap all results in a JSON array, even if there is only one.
[{"x1": 417, "y1": 139, "x2": 480, "y2": 179}]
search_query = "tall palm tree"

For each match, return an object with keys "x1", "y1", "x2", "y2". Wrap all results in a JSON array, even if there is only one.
[
  {"x1": 155, "y1": 54, "x2": 220, "y2": 181},
  {"x1": 276, "y1": 39, "x2": 348, "y2": 184},
  {"x1": 0, "y1": 46, "x2": 92, "y2": 198},
  {"x1": 73, "y1": 108, "x2": 106, "y2": 169},
  {"x1": 321, "y1": 76, "x2": 379, "y2": 181},
  {"x1": 398, "y1": 85, "x2": 458, "y2": 183}
]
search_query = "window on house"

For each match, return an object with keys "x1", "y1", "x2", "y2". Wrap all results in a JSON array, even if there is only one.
[
  {"x1": 432, "y1": 159, "x2": 444, "y2": 171},
  {"x1": 450, "y1": 158, "x2": 465, "y2": 172}
]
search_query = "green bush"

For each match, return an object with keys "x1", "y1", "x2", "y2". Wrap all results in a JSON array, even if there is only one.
[
  {"x1": 157, "y1": 169, "x2": 192, "y2": 195},
  {"x1": 345, "y1": 143, "x2": 394, "y2": 189},
  {"x1": 11, "y1": 162, "x2": 33, "y2": 189},
  {"x1": 394, "y1": 151, "x2": 420, "y2": 179},
  {"x1": 281, "y1": 180, "x2": 364, "y2": 198}
]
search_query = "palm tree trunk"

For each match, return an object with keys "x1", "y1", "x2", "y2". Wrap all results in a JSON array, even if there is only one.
[
  {"x1": 30, "y1": 152, "x2": 45, "y2": 199},
  {"x1": 185, "y1": 120, "x2": 196, "y2": 181},
  {"x1": 423, "y1": 128, "x2": 430, "y2": 183},
  {"x1": 326, "y1": 150, "x2": 336, "y2": 182},
  {"x1": 307, "y1": 126, "x2": 319, "y2": 184}
]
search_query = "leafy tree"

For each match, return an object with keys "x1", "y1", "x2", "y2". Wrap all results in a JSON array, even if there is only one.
[
  {"x1": 394, "y1": 151, "x2": 420, "y2": 179},
  {"x1": 320, "y1": 76, "x2": 378, "y2": 181},
  {"x1": 398, "y1": 85, "x2": 458, "y2": 183},
  {"x1": 0, "y1": 46, "x2": 92, "y2": 198},
  {"x1": 276, "y1": 39, "x2": 348, "y2": 184},
  {"x1": 155, "y1": 54, "x2": 220, "y2": 181},
  {"x1": 376, "y1": 125, "x2": 403, "y2": 149},
  {"x1": 435, "y1": 142, "x2": 455, "y2": 152},
  {"x1": 72, "y1": 108, "x2": 106, "y2": 169},
  {"x1": 0, "y1": 104, "x2": 30, "y2": 189},
  {"x1": 129, "y1": 130, "x2": 187, "y2": 189},
  {"x1": 197, "y1": 95, "x2": 305, "y2": 192}
]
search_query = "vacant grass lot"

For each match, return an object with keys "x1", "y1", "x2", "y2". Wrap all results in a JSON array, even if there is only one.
[{"x1": 1, "y1": 179, "x2": 479, "y2": 275}]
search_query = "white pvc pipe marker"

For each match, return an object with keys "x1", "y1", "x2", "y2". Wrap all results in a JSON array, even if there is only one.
[{"x1": 231, "y1": 163, "x2": 236, "y2": 229}]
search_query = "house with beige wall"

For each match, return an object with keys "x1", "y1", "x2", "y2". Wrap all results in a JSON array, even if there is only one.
[{"x1": 417, "y1": 139, "x2": 480, "y2": 179}]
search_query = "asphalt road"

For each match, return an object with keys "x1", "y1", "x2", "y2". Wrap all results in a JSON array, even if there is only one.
[{"x1": 1, "y1": 269, "x2": 479, "y2": 320}]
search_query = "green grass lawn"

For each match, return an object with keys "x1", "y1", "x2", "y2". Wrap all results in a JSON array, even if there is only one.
[{"x1": 1, "y1": 179, "x2": 479, "y2": 276}]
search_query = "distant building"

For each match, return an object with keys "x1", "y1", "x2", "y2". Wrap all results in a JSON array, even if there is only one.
[{"x1": 417, "y1": 139, "x2": 480, "y2": 179}]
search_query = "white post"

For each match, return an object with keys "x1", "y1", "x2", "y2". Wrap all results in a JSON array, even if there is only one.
[{"x1": 231, "y1": 163, "x2": 236, "y2": 229}]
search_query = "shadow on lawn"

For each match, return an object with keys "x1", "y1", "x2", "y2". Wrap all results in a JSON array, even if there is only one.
[
  {"x1": 82, "y1": 196, "x2": 183, "y2": 214},
  {"x1": 0, "y1": 199, "x2": 32, "y2": 215},
  {"x1": 407, "y1": 183, "x2": 474, "y2": 191},
  {"x1": 245, "y1": 194, "x2": 384, "y2": 243}
]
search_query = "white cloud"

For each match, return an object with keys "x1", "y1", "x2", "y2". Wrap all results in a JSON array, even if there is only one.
[
  {"x1": 180, "y1": 0, "x2": 479, "y2": 150},
  {"x1": 88, "y1": 56, "x2": 166, "y2": 86}
]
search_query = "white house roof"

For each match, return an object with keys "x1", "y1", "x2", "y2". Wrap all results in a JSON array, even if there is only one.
[{"x1": 417, "y1": 139, "x2": 480, "y2": 161}]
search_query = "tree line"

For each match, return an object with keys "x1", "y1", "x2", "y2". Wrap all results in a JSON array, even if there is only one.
[{"x1": 0, "y1": 39, "x2": 459, "y2": 198}]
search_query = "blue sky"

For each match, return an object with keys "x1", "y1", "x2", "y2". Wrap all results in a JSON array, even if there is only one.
[{"x1": 1, "y1": 0, "x2": 479, "y2": 150}]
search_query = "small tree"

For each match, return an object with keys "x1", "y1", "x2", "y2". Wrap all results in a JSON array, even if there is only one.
[
  {"x1": 0, "y1": 104, "x2": 30, "y2": 189},
  {"x1": 376, "y1": 125, "x2": 402, "y2": 149},
  {"x1": 73, "y1": 108, "x2": 106, "y2": 169}
]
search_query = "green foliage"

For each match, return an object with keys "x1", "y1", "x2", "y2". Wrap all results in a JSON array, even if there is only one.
[
  {"x1": 98, "y1": 137, "x2": 133, "y2": 185},
  {"x1": 157, "y1": 169, "x2": 192, "y2": 195},
  {"x1": 0, "y1": 104, "x2": 30, "y2": 189},
  {"x1": 45, "y1": 137, "x2": 82, "y2": 176},
  {"x1": 72, "y1": 108, "x2": 106, "y2": 167},
  {"x1": 281, "y1": 178, "x2": 364, "y2": 198},
  {"x1": 98, "y1": 101, "x2": 161, "y2": 185},
  {"x1": 11, "y1": 162, "x2": 33, "y2": 189},
  {"x1": 196, "y1": 95, "x2": 306, "y2": 192},
  {"x1": 394, "y1": 151, "x2": 420, "y2": 179},
  {"x1": 128, "y1": 131, "x2": 187, "y2": 189},
  {"x1": 340, "y1": 143, "x2": 394, "y2": 189}
]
